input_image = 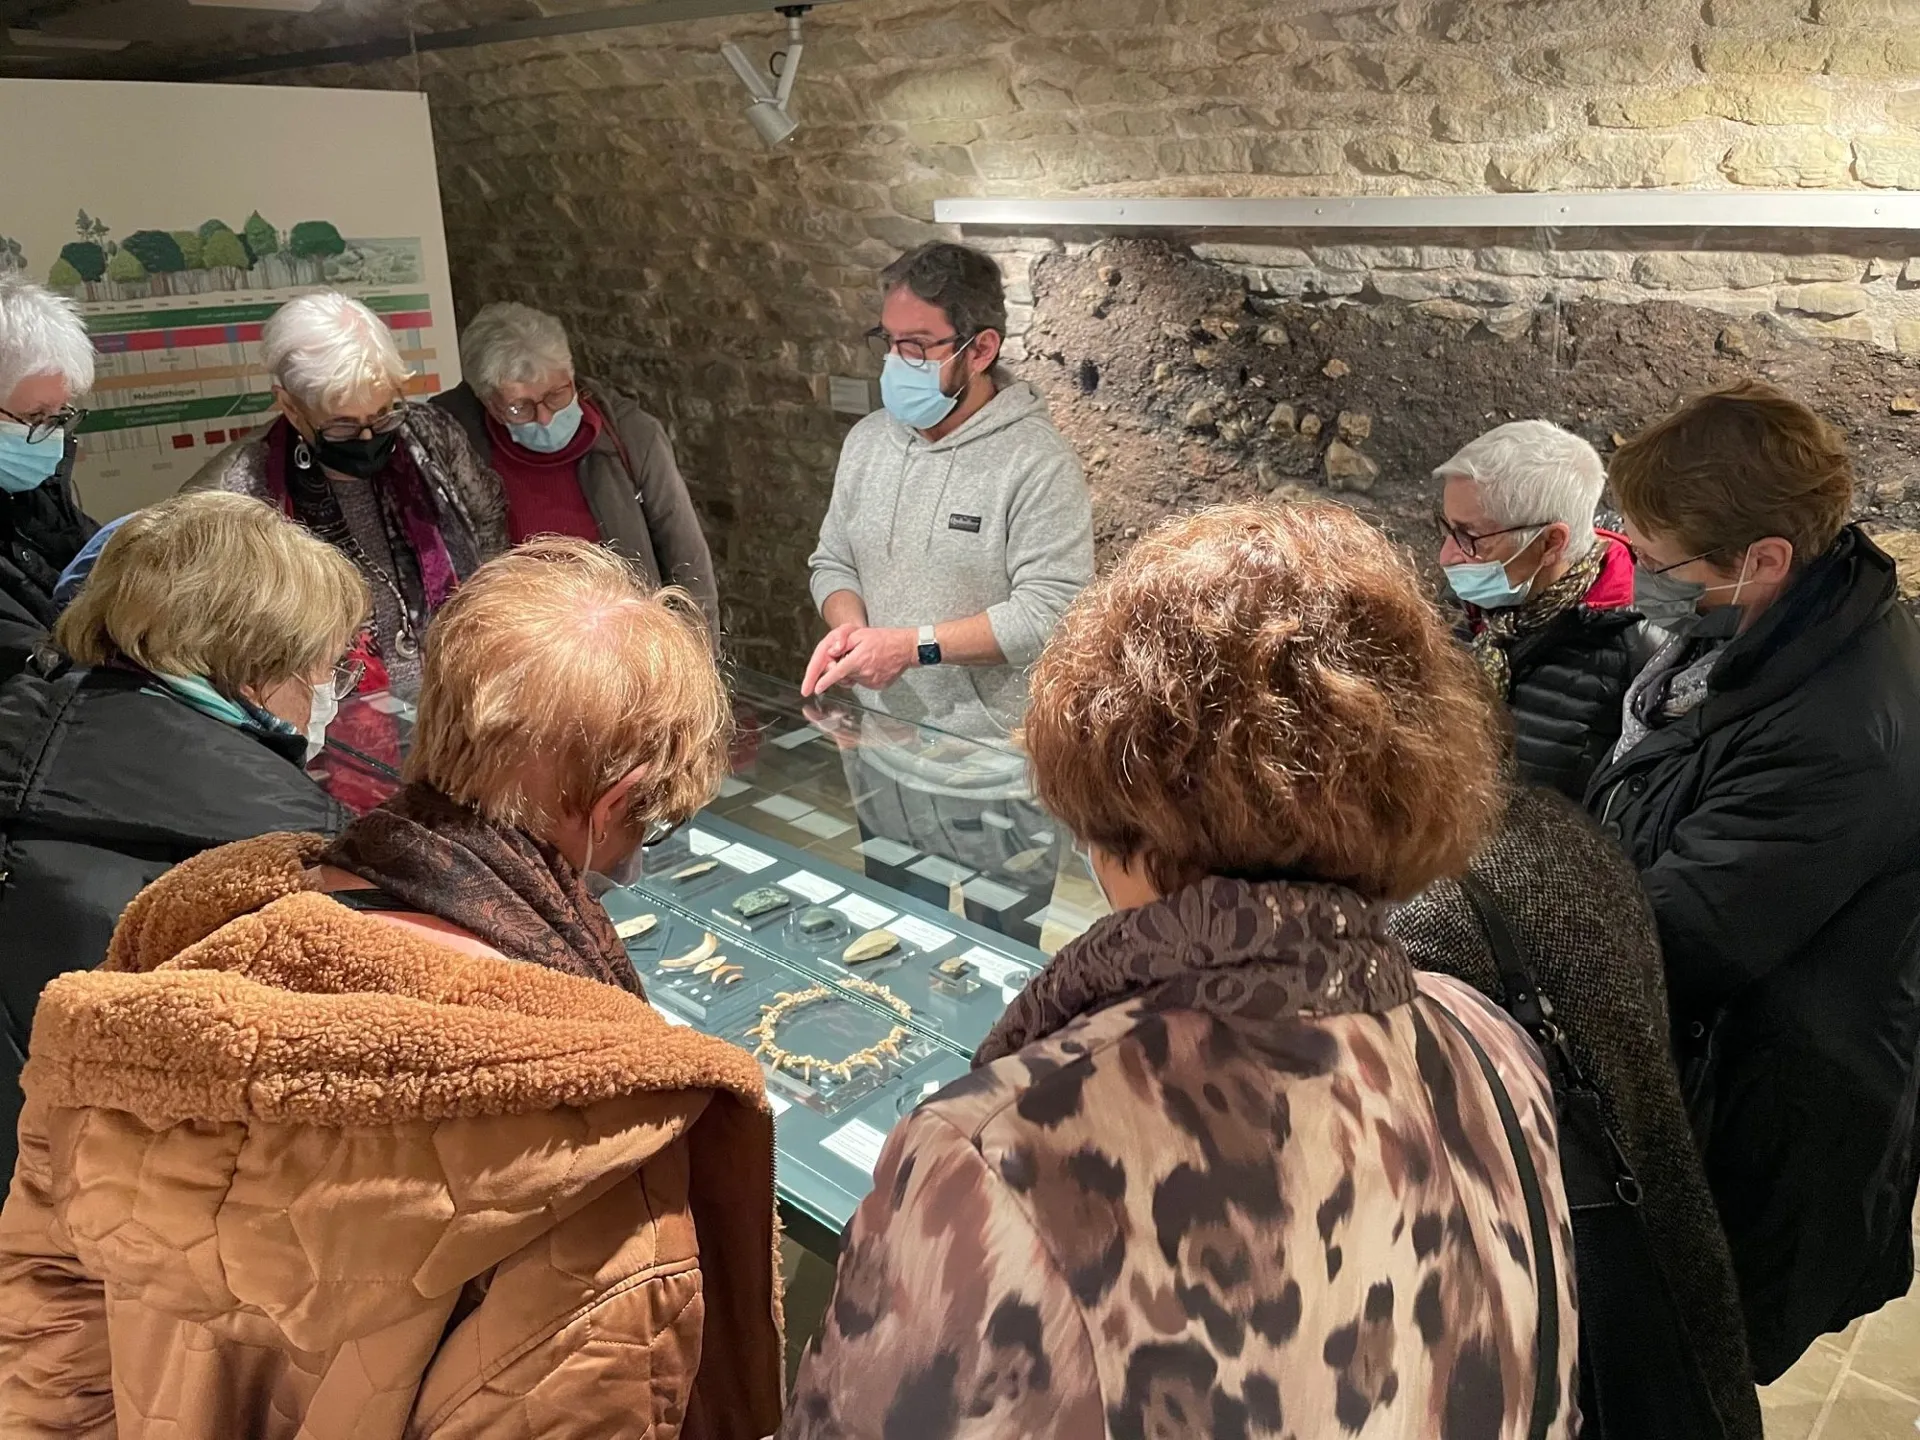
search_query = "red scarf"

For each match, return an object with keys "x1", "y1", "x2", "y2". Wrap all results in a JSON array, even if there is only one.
[{"x1": 484, "y1": 400, "x2": 605, "y2": 545}]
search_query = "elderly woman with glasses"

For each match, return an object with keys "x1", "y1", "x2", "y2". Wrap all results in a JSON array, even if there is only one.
[
  {"x1": 0, "y1": 489, "x2": 367, "y2": 1185},
  {"x1": 0, "y1": 279, "x2": 100, "y2": 667},
  {"x1": 432, "y1": 301, "x2": 718, "y2": 634},
  {"x1": 186, "y1": 290, "x2": 507, "y2": 701}
]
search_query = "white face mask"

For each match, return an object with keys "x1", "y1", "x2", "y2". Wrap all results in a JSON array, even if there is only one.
[{"x1": 304, "y1": 682, "x2": 339, "y2": 761}]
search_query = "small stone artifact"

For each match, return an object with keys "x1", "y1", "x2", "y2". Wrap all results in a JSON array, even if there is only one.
[
  {"x1": 843, "y1": 929, "x2": 901, "y2": 966},
  {"x1": 731, "y1": 887, "x2": 792, "y2": 920},
  {"x1": 797, "y1": 906, "x2": 839, "y2": 935},
  {"x1": 670, "y1": 859, "x2": 719, "y2": 883},
  {"x1": 935, "y1": 956, "x2": 975, "y2": 981},
  {"x1": 694, "y1": 953, "x2": 729, "y2": 975},
  {"x1": 660, "y1": 932, "x2": 718, "y2": 971},
  {"x1": 614, "y1": 913, "x2": 658, "y2": 941}
]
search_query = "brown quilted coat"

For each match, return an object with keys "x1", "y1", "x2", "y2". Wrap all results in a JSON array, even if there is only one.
[{"x1": 0, "y1": 835, "x2": 784, "y2": 1439}]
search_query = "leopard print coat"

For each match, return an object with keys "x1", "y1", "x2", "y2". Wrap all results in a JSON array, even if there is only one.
[{"x1": 784, "y1": 877, "x2": 1579, "y2": 1439}]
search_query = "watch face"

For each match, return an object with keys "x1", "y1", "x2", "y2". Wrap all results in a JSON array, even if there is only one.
[{"x1": 918, "y1": 643, "x2": 941, "y2": 666}]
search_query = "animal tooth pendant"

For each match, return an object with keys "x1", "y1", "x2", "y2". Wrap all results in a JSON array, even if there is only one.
[
  {"x1": 614, "y1": 914, "x2": 658, "y2": 941},
  {"x1": 694, "y1": 953, "x2": 728, "y2": 975},
  {"x1": 843, "y1": 929, "x2": 901, "y2": 966},
  {"x1": 661, "y1": 933, "x2": 719, "y2": 970}
]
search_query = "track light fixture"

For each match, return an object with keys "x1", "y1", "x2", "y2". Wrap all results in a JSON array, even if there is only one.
[{"x1": 720, "y1": 5, "x2": 808, "y2": 147}]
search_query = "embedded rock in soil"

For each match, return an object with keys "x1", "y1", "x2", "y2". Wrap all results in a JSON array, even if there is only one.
[{"x1": 1326, "y1": 440, "x2": 1382, "y2": 492}]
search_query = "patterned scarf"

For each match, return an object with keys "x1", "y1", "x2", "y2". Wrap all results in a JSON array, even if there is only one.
[
  {"x1": 1468, "y1": 542, "x2": 1607, "y2": 696},
  {"x1": 323, "y1": 782, "x2": 642, "y2": 995},
  {"x1": 976, "y1": 875, "x2": 1413, "y2": 1066}
]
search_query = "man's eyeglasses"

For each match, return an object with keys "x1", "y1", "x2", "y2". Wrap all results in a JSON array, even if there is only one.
[
  {"x1": 329, "y1": 658, "x2": 367, "y2": 701},
  {"x1": 496, "y1": 380, "x2": 577, "y2": 425},
  {"x1": 0, "y1": 404, "x2": 85, "y2": 445},
  {"x1": 865, "y1": 326, "x2": 972, "y2": 369},
  {"x1": 1434, "y1": 509, "x2": 1549, "y2": 561},
  {"x1": 316, "y1": 404, "x2": 411, "y2": 444}
]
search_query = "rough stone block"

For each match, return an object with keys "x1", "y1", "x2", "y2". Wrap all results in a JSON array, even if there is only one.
[
  {"x1": 1697, "y1": 35, "x2": 1824, "y2": 73},
  {"x1": 1551, "y1": 251, "x2": 1635, "y2": 281},
  {"x1": 1157, "y1": 136, "x2": 1256, "y2": 173},
  {"x1": 1722, "y1": 133, "x2": 1853, "y2": 186},
  {"x1": 1493, "y1": 135, "x2": 1702, "y2": 190},
  {"x1": 1854, "y1": 137, "x2": 1920, "y2": 188},
  {"x1": 1906, "y1": 258, "x2": 1920, "y2": 283},
  {"x1": 1477, "y1": 247, "x2": 1552, "y2": 276},
  {"x1": 1436, "y1": 0, "x2": 1635, "y2": 43},
  {"x1": 1589, "y1": 89, "x2": 1713, "y2": 128},
  {"x1": 1312, "y1": 1, "x2": 1425, "y2": 39},
  {"x1": 875, "y1": 64, "x2": 1019, "y2": 123},
  {"x1": 1824, "y1": 32, "x2": 1920, "y2": 75},
  {"x1": 1890, "y1": 90, "x2": 1920, "y2": 125},
  {"x1": 1313, "y1": 245, "x2": 1423, "y2": 270},
  {"x1": 1417, "y1": 246, "x2": 1477, "y2": 269},
  {"x1": 1073, "y1": 71, "x2": 1176, "y2": 106},
  {"x1": 1781, "y1": 283, "x2": 1872, "y2": 316},
  {"x1": 1413, "y1": 298, "x2": 1484, "y2": 323},
  {"x1": 1346, "y1": 135, "x2": 1488, "y2": 184},
  {"x1": 1432, "y1": 96, "x2": 1556, "y2": 142},
  {"x1": 1372, "y1": 271, "x2": 1462, "y2": 301},
  {"x1": 1193, "y1": 242, "x2": 1315, "y2": 267},
  {"x1": 1704, "y1": 0, "x2": 1811, "y2": 19},
  {"x1": 1215, "y1": 17, "x2": 1305, "y2": 59},
  {"x1": 1783, "y1": 255, "x2": 1865, "y2": 281},
  {"x1": 1089, "y1": 110, "x2": 1179, "y2": 137},
  {"x1": 1026, "y1": 0, "x2": 1167, "y2": 33},
  {"x1": 1896, "y1": 319, "x2": 1920, "y2": 353},
  {"x1": 1815, "y1": 0, "x2": 1920, "y2": 24},
  {"x1": 1325, "y1": 440, "x2": 1381, "y2": 490},
  {"x1": 1633, "y1": 251, "x2": 1786, "y2": 289},
  {"x1": 1519, "y1": 40, "x2": 1686, "y2": 87},
  {"x1": 1251, "y1": 134, "x2": 1348, "y2": 174},
  {"x1": 1290, "y1": 51, "x2": 1395, "y2": 91},
  {"x1": 1809, "y1": 315, "x2": 1877, "y2": 341}
]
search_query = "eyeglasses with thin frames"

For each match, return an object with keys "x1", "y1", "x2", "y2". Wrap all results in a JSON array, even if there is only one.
[
  {"x1": 316, "y1": 404, "x2": 411, "y2": 444},
  {"x1": 865, "y1": 326, "x2": 972, "y2": 370},
  {"x1": 496, "y1": 380, "x2": 578, "y2": 425},
  {"x1": 0, "y1": 404, "x2": 85, "y2": 445},
  {"x1": 329, "y1": 658, "x2": 367, "y2": 701},
  {"x1": 1433, "y1": 509, "x2": 1549, "y2": 561}
]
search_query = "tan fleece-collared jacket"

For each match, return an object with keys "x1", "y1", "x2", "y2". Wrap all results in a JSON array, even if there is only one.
[{"x1": 0, "y1": 834, "x2": 784, "y2": 1439}]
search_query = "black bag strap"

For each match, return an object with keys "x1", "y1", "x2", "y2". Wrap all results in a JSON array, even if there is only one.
[
  {"x1": 1456, "y1": 873, "x2": 1644, "y2": 1207},
  {"x1": 1430, "y1": 997, "x2": 1561, "y2": 1440}
]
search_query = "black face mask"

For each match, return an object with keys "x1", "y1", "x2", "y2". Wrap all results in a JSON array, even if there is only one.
[{"x1": 310, "y1": 429, "x2": 399, "y2": 480}]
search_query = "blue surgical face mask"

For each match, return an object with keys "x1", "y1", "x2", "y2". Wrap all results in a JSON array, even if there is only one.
[
  {"x1": 1444, "y1": 528, "x2": 1543, "y2": 610},
  {"x1": 880, "y1": 337, "x2": 974, "y2": 431},
  {"x1": 507, "y1": 396, "x2": 584, "y2": 453},
  {"x1": 0, "y1": 426, "x2": 65, "y2": 494},
  {"x1": 1634, "y1": 548, "x2": 1752, "y2": 633}
]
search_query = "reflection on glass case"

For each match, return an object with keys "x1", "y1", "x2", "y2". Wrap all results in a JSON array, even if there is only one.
[{"x1": 331, "y1": 669, "x2": 1106, "y2": 1253}]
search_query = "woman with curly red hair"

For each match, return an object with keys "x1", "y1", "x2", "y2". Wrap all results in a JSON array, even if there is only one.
[{"x1": 785, "y1": 502, "x2": 1578, "y2": 1440}]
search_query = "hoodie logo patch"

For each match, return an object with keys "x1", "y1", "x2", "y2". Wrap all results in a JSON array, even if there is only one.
[{"x1": 948, "y1": 513, "x2": 983, "y2": 534}]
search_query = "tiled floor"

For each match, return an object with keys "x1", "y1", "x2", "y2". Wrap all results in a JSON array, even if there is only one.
[{"x1": 1760, "y1": 1205, "x2": 1920, "y2": 1440}]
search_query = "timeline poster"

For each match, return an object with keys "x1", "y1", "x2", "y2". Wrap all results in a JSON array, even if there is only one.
[{"x1": 0, "y1": 78, "x2": 462, "y2": 519}]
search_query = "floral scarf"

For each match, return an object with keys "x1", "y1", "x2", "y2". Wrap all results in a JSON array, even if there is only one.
[{"x1": 1468, "y1": 541, "x2": 1607, "y2": 696}]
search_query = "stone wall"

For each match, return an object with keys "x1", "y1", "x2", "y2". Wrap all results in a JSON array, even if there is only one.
[{"x1": 275, "y1": 0, "x2": 1920, "y2": 672}]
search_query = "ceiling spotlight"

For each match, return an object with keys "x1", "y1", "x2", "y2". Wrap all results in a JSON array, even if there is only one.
[{"x1": 721, "y1": 4, "x2": 807, "y2": 148}]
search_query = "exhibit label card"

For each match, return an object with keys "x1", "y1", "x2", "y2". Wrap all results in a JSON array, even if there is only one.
[
  {"x1": 822, "y1": 1117, "x2": 889, "y2": 1175},
  {"x1": 717, "y1": 842, "x2": 778, "y2": 874},
  {"x1": 892, "y1": 915, "x2": 955, "y2": 953},
  {"x1": 688, "y1": 829, "x2": 728, "y2": 856},
  {"x1": 780, "y1": 870, "x2": 844, "y2": 904},
  {"x1": 831, "y1": 893, "x2": 897, "y2": 930}
]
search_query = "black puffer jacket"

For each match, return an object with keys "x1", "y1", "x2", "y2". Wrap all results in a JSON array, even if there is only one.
[
  {"x1": 1506, "y1": 607, "x2": 1658, "y2": 800},
  {"x1": 1586, "y1": 525, "x2": 1920, "y2": 1381},
  {"x1": 0, "y1": 657, "x2": 344, "y2": 1182},
  {"x1": 0, "y1": 441, "x2": 94, "y2": 680}
]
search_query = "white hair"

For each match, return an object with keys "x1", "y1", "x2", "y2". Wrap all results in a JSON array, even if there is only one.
[
  {"x1": 261, "y1": 291, "x2": 407, "y2": 414},
  {"x1": 1434, "y1": 420, "x2": 1605, "y2": 561},
  {"x1": 459, "y1": 301, "x2": 573, "y2": 399},
  {"x1": 0, "y1": 279, "x2": 95, "y2": 402}
]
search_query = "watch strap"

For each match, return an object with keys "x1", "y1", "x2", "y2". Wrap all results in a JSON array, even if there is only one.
[{"x1": 916, "y1": 624, "x2": 941, "y2": 667}]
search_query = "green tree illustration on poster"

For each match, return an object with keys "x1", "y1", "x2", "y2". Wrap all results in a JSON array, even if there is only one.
[
  {"x1": 56, "y1": 242, "x2": 106, "y2": 283},
  {"x1": 244, "y1": 211, "x2": 280, "y2": 259},
  {"x1": 106, "y1": 249, "x2": 146, "y2": 285}
]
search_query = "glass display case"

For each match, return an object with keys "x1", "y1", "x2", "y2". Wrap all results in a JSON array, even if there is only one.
[{"x1": 320, "y1": 667, "x2": 1105, "y2": 1255}]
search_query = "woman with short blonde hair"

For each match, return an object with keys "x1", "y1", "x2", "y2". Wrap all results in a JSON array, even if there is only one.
[
  {"x1": 0, "y1": 535, "x2": 782, "y2": 1439},
  {"x1": 787, "y1": 503, "x2": 1579, "y2": 1440},
  {"x1": 187, "y1": 290, "x2": 508, "y2": 701},
  {"x1": 0, "y1": 489, "x2": 366, "y2": 1185}
]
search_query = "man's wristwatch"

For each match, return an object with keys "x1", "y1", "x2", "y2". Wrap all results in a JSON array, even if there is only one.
[{"x1": 916, "y1": 624, "x2": 942, "y2": 667}]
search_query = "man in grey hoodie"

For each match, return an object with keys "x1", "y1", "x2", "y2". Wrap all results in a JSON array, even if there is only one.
[{"x1": 803, "y1": 242, "x2": 1094, "y2": 939}]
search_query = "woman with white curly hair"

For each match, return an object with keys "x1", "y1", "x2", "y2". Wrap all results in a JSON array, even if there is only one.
[
  {"x1": 187, "y1": 290, "x2": 507, "y2": 700},
  {"x1": 0, "y1": 279, "x2": 99, "y2": 663}
]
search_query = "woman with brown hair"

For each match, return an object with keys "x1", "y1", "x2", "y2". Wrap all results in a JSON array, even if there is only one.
[
  {"x1": 785, "y1": 503, "x2": 1578, "y2": 1440},
  {"x1": 0, "y1": 539, "x2": 783, "y2": 1439},
  {"x1": 1591, "y1": 380, "x2": 1920, "y2": 1381}
]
